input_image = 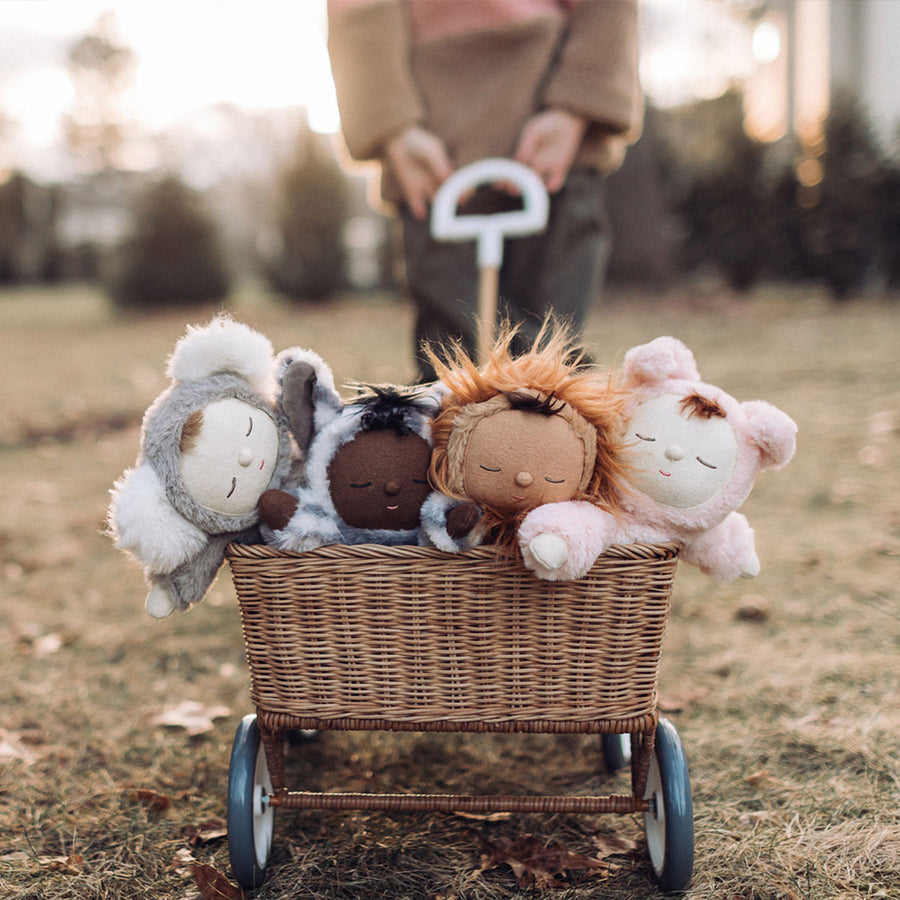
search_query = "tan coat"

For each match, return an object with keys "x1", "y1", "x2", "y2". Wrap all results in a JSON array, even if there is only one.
[{"x1": 327, "y1": 0, "x2": 642, "y2": 203}]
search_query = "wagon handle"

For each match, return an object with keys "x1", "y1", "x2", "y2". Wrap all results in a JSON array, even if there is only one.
[{"x1": 431, "y1": 158, "x2": 549, "y2": 363}]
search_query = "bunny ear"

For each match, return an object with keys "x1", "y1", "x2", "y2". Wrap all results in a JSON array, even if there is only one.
[
  {"x1": 742, "y1": 400, "x2": 798, "y2": 470},
  {"x1": 623, "y1": 336, "x2": 701, "y2": 387},
  {"x1": 274, "y1": 347, "x2": 342, "y2": 437},
  {"x1": 167, "y1": 314, "x2": 275, "y2": 396}
]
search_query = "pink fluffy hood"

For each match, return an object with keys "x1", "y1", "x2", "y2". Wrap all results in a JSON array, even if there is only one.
[{"x1": 619, "y1": 336, "x2": 797, "y2": 532}]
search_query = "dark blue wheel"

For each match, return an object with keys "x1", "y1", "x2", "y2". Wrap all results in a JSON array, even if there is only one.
[
  {"x1": 643, "y1": 718, "x2": 694, "y2": 892},
  {"x1": 601, "y1": 733, "x2": 632, "y2": 773},
  {"x1": 227, "y1": 715, "x2": 275, "y2": 890}
]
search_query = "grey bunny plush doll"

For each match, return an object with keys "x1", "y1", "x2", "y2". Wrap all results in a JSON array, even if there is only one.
[{"x1": 108, "y1": 315, "x2": 292, "y2": 617}]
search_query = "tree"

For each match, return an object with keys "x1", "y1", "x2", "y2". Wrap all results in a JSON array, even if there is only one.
[
  {"x1": 64, "y1": 11, "x2": 135, "y2": 173},
  {"x1": 111, "y1": 175, "x2": 231, "y2": 308},
  {"x1": 265, "y1": 127, "x2": 348, "y2": 300},
  {"x1": 779, "y1": 93, "x2": 886, "y2": 299}
]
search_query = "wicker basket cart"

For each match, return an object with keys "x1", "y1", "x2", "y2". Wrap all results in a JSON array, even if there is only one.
[{"x1": 224, "y1": 540, "x2": 693, "y2": 892}]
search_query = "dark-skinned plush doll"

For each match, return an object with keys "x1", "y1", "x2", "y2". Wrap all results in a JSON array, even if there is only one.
[
  {"x1": 258, "y1": 348, "x2": 450, "y2": 550},
  {"x1": 420, "y1": 323, "x2": 630, "y2": 557},
  {"x1": 108, "y1": 316, "x2": 292, "y2": 617}
]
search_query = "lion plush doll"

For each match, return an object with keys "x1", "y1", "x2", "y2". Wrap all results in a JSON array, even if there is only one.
[{"x1": 421, "y1": 323, "x2": 629, "y2": 556}]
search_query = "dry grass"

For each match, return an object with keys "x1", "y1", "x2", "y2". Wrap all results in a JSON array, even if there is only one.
[{"x1": 1, "y1": 280, "x2": 898, "y2": 899}]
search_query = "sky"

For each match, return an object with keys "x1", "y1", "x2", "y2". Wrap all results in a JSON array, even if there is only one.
[
  {"x1": 0, "y1": 1, "x2": 338, "y2": 148},
  {"x1": 0, "y1": 0, "x2": 757, "y2": 179}
]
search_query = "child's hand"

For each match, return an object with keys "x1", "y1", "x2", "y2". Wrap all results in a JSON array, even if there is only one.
[
  {"x1": 514, "y1": 108, "x2": 587, "y2": 193},
  {"x1": 385, "y1": 125, "x2": 454, "y2": 220}
]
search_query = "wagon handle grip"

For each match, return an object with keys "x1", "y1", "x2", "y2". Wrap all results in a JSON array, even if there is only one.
[{"x1": 430, "y1": 158, "x2": 549, "y2": 362}]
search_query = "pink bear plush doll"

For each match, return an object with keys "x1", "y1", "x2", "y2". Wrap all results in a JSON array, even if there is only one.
[{"x1": 518, "y1": 336, "x2": 797, "y2": 582}]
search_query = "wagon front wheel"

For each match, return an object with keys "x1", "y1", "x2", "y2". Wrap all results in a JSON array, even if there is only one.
[
  {"x1": 227, "y1": 714, "x2": 275, "y2": 889},
  {"x1": 643, "y1": 718, "x2": 694, "y2": 892}
]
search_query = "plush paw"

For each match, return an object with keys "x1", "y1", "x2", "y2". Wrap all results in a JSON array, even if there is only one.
[
  {"x1": 446, "y1": 501, "x2": 482, "y2": 539},
  {"x1": 528, "y1": 532, "x2": 569, "y2": 571},
  {"x1": 740, "y1": 550, "x2": 761, "y2": 578},
  {"x1": 258, "y1": 489, "x2": 299, "y2": 531},
  {"x1": 145, "y1": 584, "x2": 177, "y2": 618}
]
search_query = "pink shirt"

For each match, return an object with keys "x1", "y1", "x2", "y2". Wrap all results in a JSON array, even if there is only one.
[{"x1": 330, "y1": 0, "x2": 572, "y2": 43}]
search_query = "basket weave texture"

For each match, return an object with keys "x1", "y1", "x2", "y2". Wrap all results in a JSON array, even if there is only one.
[{"x1": 226, "y1": 542, "x2": 679, "y2": 730}]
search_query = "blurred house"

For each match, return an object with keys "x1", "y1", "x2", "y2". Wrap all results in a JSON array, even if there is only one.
[{"x1": 745, "y1": 0, "x2": 900, "y2": 151}]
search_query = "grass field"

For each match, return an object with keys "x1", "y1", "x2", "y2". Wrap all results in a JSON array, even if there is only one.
[{"x1": 1, "y1": 281, "x2": 898, "y2": 899}]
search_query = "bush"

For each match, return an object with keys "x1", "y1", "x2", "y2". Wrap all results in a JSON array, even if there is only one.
[
  {"x1": 658, "y1": 91, "x2": 900, "y2": 298},
  {"x1": 111, "y1": 175, "x2": 230, "y2": 308},
  {"x1": 673, "y1": 123, "x2": 774, "y2": 290},
  {"x1": 777, "y1": 93, "x2": 886, "y2": 298}
]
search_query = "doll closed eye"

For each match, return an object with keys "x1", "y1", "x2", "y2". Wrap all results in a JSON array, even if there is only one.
[{"x1": 478, "y1": 462, "x2": 568, "y2": 485}]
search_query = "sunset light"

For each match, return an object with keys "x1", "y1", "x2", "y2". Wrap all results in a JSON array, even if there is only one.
[{"x1": 0, "y1": 0, "x2": 339, "y2": 159}]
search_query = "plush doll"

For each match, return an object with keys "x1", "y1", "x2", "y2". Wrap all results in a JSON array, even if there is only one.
[
  {"x1": 258, "y1": 348, "x2": 446, "y2": 550},
  {"x1": 108, "y1": 315, "x2": 292, "y2": 617},
  {"x1": 518, "y1": 336, "x2": 798, "y2": 582},
  {"x1": 421, "y1": 324, "x2": 630, "y2": 554}
]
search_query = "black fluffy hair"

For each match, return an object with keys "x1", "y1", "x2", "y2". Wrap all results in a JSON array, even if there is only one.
[{"x1": 351, "y1": 384, "x2": 439, "y2": 436}]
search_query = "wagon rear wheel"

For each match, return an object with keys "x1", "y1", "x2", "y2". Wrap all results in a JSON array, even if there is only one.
[
  {"x1": 643, "y1": 718, "x2": 694, "y2": 892},
  {"x1": 227, "y1": 714, "x2": 275, "y2": 890}
]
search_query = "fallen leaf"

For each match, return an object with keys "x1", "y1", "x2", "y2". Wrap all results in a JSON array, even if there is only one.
[
  {"x1": 171, "y1": 847, "x2": 197, "y2": 879},
  {"x1": 452, "y1": 810, "x2": 514, "y2": 822},
  {"x1": 591, "y1": 830, "x2": 638, "y2": 858},
  {"x1": 32, "y1": 633, "x2": 64, "y2": 656},
  {"x1": 479, "y1": 835, "x2": 610, "y2": 889},
  {"x1": 0, "y1": 729, "x2": 38, "y2": 764},
  {"x1": 150, "y1": 701, "x2": 231, "y2": 736},
  {"x1": 40, "y1": 853, "x2": 84, "y2": 874},
  {"x1": 127, "y1": 788, "x2": 171, "y2": 814},
  {"x1": 738, "y1": 811, "x2": 771, "y2": 829},
  {"x1": 182, "y1": 818, "x2": 229, "y2": 846},
  {"x1": 869, "y1": 410, "x2": 896, "y2": 436},
  {"x1": 192, "y1": 862, "x2": 244, "y2": 899},
  {"x1": 859, "y1": 444, "x2": 886, "y2": 467},
  {"x1": 657, "y1": 688, "x2": 707, "y2": 713},
  {"x1": 745, "y1": 770, "x2": 772, "y2": 788},
  {"x1": 736, "y1": 595, "x2": 770, "y2": 622}
]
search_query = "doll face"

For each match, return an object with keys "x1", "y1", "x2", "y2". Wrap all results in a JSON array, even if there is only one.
[
  {"x1": 180, "y1": 398, "x2": 279, "y2": 516},
  {"x1": 328, "y1": 429, "x2": 431, "y2": 530},
  {"x1": 462, "y1": 409, "x2": 587, "y2": 514},
  {"x1": 627, "y1": 393, "x2": 737, "y2": 508}
]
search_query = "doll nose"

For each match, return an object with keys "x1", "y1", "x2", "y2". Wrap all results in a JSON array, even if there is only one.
[
  {"x1": 238, "y1": 448, "x2": 253, "y2": 467},
  {"x1": 384, "y1": 480, "x2": 401, "y2": 495},
  {"x1": 514, "y1": 471, "x2": 533, "y2": 487},
  {"x1": 664, "y1": 444, "x2": 684, "y2": 462}
]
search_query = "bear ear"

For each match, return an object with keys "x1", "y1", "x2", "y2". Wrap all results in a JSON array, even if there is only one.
[
  {"x1": 274, "y1": 347, "x2": 341, "y2": 453},
  {"x1": 623, "y1": 336, "x2": 701, "y2": 388},
  {"x1": 742, "y1": 400, "x2": 798, "y2": 470},
  {"x1": 167, "y1": 314, "x2": 275, "y2": 396}
]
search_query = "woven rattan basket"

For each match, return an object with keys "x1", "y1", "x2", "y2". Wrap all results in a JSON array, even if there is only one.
[{"x1": 226, "y1": 541, "x2": 680, "y2": 735}]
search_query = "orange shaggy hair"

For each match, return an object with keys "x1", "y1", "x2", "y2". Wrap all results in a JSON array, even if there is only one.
[{"x1": 426, "y1": 322, "x2": 629, "y2": 549}]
